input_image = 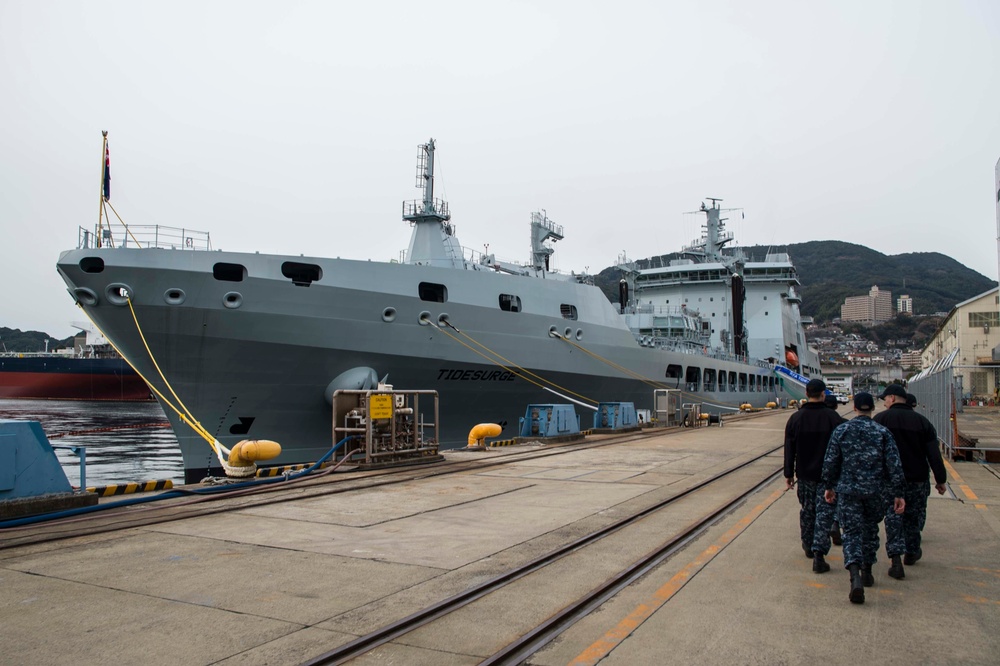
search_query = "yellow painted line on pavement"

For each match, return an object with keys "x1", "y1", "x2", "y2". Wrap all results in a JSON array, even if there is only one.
[
  {"x1": 962, "y1": 486, "x2": 981, "y2": 500},
  {"x1": 567, "y1": 485, "x2": 786, "y2": 666},
  {"x1": 962, "y1": 594, "x2": 1000, "y2": 606},
  {"x1": 954, "y1": 566, "x2": 1000, "y2": 577},
  {"x1": 943, "y1": 459, "x2": 981, "y2": 502},
  {"x1": 944, "y1": 459, "x2": 964, "y2": 484}
]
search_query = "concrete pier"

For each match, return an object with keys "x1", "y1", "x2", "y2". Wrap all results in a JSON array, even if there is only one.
[{"x1": 1, "y1": 407, "x2": 997, "y2": 665}]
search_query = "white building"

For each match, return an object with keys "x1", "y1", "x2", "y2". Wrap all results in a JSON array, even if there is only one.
[
  {"x1": 897, "y1": 294, "x2": 913, "y2": 314},
  {"x1": 920, "y1": 287, "x2": 1000, "y2": 399},
  {"x1": 841, "y1": 285, "x2": 894, "y2": 324}
]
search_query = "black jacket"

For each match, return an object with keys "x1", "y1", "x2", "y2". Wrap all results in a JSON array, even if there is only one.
[
  {"x1": 873, "y1": 404, "x2": 946, "y2": 484},
  {"x1": 784, "y1": 401, "x2": 847, "y2": 482}
]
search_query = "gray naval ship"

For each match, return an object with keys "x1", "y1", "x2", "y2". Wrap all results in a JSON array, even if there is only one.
[{"x1": 57, "y1": 139, "x2": 821, "y2": 483}]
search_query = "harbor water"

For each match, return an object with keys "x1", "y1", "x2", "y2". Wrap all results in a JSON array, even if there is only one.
[{"x1": 0, "y1": 398, "x2": 183, "y2": 487}]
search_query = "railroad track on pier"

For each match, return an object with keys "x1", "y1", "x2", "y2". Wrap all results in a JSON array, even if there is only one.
[
  {"x1": 0, "y1": 411, "x2": 777, "y2": 550},
  {"x1": 300, "y1": 444, "x2": 784, "y2": 666}
]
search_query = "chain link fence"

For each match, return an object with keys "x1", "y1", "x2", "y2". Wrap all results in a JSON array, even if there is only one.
[{"x1": 907, "y1": 350, "x2": 960, "y2": 458}]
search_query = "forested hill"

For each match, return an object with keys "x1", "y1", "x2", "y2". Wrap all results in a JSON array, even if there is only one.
[
  {"x1": 0, "y1": 327, "x2": 73, "y2": 353},
  {"x1": 596, "y1": 240, "x2": 998, "y2": 323},
  {"x1": 763, "y1": 241, "x2": 996, "y2": 322}
]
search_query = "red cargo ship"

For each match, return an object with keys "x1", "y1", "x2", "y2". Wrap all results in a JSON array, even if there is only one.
[{"x1": 0, "y1": 328, "x2": 151, "y2": 401}]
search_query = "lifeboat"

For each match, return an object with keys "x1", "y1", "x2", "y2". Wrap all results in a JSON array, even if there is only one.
[{"x1": 785, "y1": 350, "x2": 799, "y2": 366}]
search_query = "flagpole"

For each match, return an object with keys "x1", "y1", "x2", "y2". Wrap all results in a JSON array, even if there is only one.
[{"x1": 97, "y1": 130, "x2": 108, "y2": 248}]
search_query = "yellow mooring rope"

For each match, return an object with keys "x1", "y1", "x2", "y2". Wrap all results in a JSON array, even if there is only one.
[
  {"x1": 77, "y1": 300, "x2": 227, "y2": 466},
  {"x1": 123, "y1": 298, "x2": 225, "y2": 459},
  {"x1": 435, "y1": 319, "x2": 598, "y2": 407},
  {"x1": 439, "y1": 318, "x2": 748, "y2": 411}
]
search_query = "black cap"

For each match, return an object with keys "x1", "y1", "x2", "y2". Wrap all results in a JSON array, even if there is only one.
[
  {"x1": 854, "y1": 392, "x2": 875, "y2": 410},
  {"x1": 906, "y1": 393, "x2": 917, "y2": 407},
  {"x1": 877, "y1": 384, "x2": 907, "y2": 399},
  {"x1": 805, "y1": 378, "x2": 826, "y2": 395},
  {"x1": 824, "y1": 395, "x2": 839, "y2": 409}
]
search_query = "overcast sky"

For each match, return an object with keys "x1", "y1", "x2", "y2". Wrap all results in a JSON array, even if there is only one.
[{"x1": 2, "y1": 0, "x2": 999, "y2": 339}]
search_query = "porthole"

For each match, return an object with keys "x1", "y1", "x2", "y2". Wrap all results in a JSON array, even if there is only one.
[
  {"x1": 437, "y1": 313, "x2": 450, "y2": 327},
  {"x1": 382, "y1": 307, "x2": 397, "y2": 322},
  {"x1": 223, "y1": 291, "x2": 243, "y2": 309},
  {"x1": 576, "y1": 329, "x2": 583, "y2": 340},
  {"x1": 549, "y1": 325, "x2": 559, "y2": 337},
  {"x1": 164, "y1": 288, "x2": 186, "y2": 305},
  {"x1": 418, "y1": 310, "x2": 432, "y2": 325},
  {"x1": 105, "y1": 283, "x2": 133, "y2": 306},
  {"x1": 73, "y1": 287, "x2": 98, "y2": 307},
  {"x1": 564, "y1": 327, "x2": 572, "y2": 338}
]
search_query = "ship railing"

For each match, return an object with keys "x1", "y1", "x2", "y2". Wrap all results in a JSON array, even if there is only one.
[
  {"x1": 402, "y1": 198, "x2": 451, "y2": 221},
  {"x1": 77, "y1": 224, "x2": 213, "y2": 251},
  {"x1": 630, "y1": 303, "x2": 706, "y2": 317}
]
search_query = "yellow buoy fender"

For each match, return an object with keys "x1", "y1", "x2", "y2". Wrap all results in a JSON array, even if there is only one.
[
  {"x1": 468, "y1": 423, "x2": 503, "y2": 447},
  {"x1": 229, "y1": 439, "x2": 283, "y2": 467}
]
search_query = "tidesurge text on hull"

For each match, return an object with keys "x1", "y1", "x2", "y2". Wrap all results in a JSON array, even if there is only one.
[{"x1": 56, "y1": 138, "x2": 821, "y2": 483}]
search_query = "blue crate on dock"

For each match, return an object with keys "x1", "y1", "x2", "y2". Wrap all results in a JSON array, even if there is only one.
[
  {"x1": 593, "y1": 402, "x2": 638, "y2": 430},
  {"x1": 519, "y1": 404, "x2": 580, "y2": 438}
]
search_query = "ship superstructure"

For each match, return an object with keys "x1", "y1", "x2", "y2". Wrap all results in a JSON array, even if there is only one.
[{"x1": 619, "y1": 199, "x2": 820, "y2": 378}]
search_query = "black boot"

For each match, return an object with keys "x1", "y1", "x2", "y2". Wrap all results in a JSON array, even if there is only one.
[
  {"x1": 861, "y1": 563, "x2": 874, "y2": 587},
  {"x1": 813, "y1": 553, "x2": 830, "y2": 573},
  {"x1": 830, "y1": 522, "x2": 843, "y2": 546},
  {"x1": 803, "y1": 545, "x2": 814, "y2": 559},
  {"x1": 848, "y1": 564, "x2": 865, "y2": 604},
  {"x1": 888, "y1": 554, "x2": 905, "y2": 580},
  {"x1": 903, "y1": 551, "x2": 920, "y2": 566}
]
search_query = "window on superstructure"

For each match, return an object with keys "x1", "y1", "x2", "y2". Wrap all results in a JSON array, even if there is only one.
[
  {"x1": 739, "y1": 373, "x2": 748, "y2": 392},
  {"x1": 718, "y1": 371, "x2": 727, "y2": 392},
  {"x1": 419, "y1": 282, "x2": 448, "y2": 303},
  {"x1": 703, "y1": 369, "x2": 716, "y2": 391},
  {"x1": 499, "y1": 294, "x2": 521, "y2": 312},
  {"x1": 281, "y1": 262, "x2": 322, "y2": 287},
  {"x1": 685, "y1": 366, "x2": 701, "y2": 392},
  {"x1": 560, "y1": 304, "x2": 578, "y2": 320},
  {"x1": 665, "y1": 364, "x2": 683, "y2": 380},
  {"x1": 213, "y1": 263, "x2": 246, "y2": 282}
]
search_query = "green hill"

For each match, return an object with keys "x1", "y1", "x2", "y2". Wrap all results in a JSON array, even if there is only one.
[
  {"x1": 595, "y1": 241, "x2": 997, "y2": 324},
  {"x1": 0, "y1": 327, "x2": 74, "y2": 353}
]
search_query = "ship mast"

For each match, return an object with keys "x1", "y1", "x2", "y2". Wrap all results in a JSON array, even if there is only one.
[
  {"x1": 529, "y1": 210, "x2": 563, "y2": 272},
  {"x1": 403, "y1": 139, "x2": 464, "y2": 268},
  {"x1": 681, "y1": 198, "x2": 740, "y2": 266}
]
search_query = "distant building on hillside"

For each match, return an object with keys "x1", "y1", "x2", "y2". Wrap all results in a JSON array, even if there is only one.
[
  {"x1": 899, "y1": 349, "x2": 922, "y2": 368},
  {"x1": 897, "y1": 294, "x2": 913, "y2": 315},
  {"x1": 841, "y1": 285, "x2": 894, "y2": 324}
]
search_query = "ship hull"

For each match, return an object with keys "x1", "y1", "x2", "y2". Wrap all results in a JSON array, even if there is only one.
[
  {"x1": 57, "y1": 247, "x2": 795, "y2": 483},
  {"x1": 0, "y1": 356, "x2": 152, "y2": 401}
]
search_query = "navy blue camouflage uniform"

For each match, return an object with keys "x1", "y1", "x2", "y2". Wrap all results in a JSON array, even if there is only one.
[
  {"x1": 784, "y1": 401, "x2": 847, "y2": 555},
  {"x1": 822, "y1": 415, "x2": 905, "y2": 568},
  {"x1": 874, "y1": 403, "x2": 946, "y2": 560}
]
